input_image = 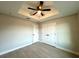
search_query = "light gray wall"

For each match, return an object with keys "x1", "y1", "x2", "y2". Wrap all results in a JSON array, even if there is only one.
[
  {"x1": 56, "y1": 14, "x2": 79, "y2": 52},
  {"x1": 0, "y1": 14, "x2": 39, "y2": 54},
  {"x1": 40, "y1": 14, "x2": 79, "y2": 53}
]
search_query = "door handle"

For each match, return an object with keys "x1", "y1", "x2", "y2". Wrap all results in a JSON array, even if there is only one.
[
  {"x1": 46, "y1": 34, "x2": 49, "y2": 36},
  {"x1": 32, "y1": 34, "x2": 35, "y2": 36}
]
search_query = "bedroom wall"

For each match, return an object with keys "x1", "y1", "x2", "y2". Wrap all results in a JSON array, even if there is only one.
[
  {"x1": 40, "y1": 14, "x2": 79, "y2": 55},
  {"x1": 0, "y1": 14, "x2": 39, "y2": 55},
  {"x1": 56, "y1": 14, "x2": 79, "y2": 53}
]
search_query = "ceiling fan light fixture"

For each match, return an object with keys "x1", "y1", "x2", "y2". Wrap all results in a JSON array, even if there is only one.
[
  {"x1": 37, "y1": 10, "x2": 41, "y2": 15},
  {"x1": 39, "y1": 6, "x2": 42, "y2": 9}
]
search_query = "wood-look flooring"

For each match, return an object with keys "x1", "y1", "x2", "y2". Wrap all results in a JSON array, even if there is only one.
[{"x1": 0, "y1": 42, "x2": 79, "y2": 58}]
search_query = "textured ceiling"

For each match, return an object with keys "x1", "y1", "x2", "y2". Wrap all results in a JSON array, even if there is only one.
[{"x1": 0, "y1": 1, "x2": 79, "y2": 22}]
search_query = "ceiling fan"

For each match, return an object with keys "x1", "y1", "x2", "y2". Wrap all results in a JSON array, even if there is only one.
[{"x1": 28, "y1": 1, "x2": 51, "y2": 16}]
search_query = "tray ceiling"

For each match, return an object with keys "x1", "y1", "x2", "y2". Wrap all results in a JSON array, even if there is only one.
[
  {"x1": 18, "y1": 1, "x2": 59, "y2": 21},
  {"x1": 0, "y1": 1, "x2": 79, "y2": 22}
]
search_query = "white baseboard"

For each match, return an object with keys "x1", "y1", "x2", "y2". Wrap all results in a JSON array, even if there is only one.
[
  {"x1": 55, "y1": 45, "x2": 79, "y2": 56},
  {"x1": 40, "y1": 41, "x2": 79, "y2": 56},
  {"x1": 0, "y1": 42, "x2": 37, "y2": 56},
  {"x1": 1, "y1": 41, "x2": 79, "y2": 56}
]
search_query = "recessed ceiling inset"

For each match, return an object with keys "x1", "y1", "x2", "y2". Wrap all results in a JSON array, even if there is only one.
[
  {"x1": 28, "y1": 1, "x2": 51, "y2": 16},
  {"x1": 18, "y1": 1, "x2": 59, "y2": 21}
]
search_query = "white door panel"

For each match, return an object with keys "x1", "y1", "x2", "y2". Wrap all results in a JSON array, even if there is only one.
[
  {"x1": 41, "y1": 22, "x2": 57, "y2": 46},
  {"x1": 32, "y1": 23, "x2": 39, "y2": 43}
]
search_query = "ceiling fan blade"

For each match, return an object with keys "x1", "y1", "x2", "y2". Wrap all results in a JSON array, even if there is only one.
[
  {"x1": 41, "y1": 12, "x2": 44, "y2": 16},
  {"x1": 28, "y1": 7, "x2": 36, "y2": 10},
  {"x1": 42, "y1": 9, "x2": 51, "y2": 11},
  {"x1": 33, "y1": 12, "x2": 37, "y2": 15}
]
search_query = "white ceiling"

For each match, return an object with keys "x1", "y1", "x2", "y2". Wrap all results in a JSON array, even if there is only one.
[{"x1": 0, "y1": 1, "x2": 79, "y2": 22}]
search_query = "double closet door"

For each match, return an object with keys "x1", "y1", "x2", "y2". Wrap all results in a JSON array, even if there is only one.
[{"x1": 41, "y1": 22, "x2": 57, "y2": 46}]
